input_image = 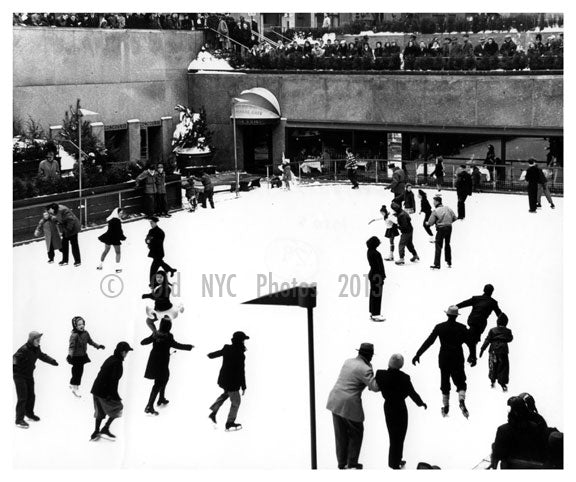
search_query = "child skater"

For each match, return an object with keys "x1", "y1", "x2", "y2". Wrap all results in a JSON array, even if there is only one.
[
  {"x1": 97, "y1": 208, "x2": 126, "y2": 272},
  {"x1": 67, "y1": 316, "x2": 105, "y2": 397},
  {"x1": 418, "y1": 190, "x2": 435, "y2": 243},
  {"x1": 34, "y1": 210, "x2": 62, "y2": 263},
  {"x1": 282, "y1": 162, "x2": 293, "y2": 190},
  {"x1": 479, "y1": 313, "x2": 513, "y2": 392},
  {"x1": 142, "y1": 270, "x2": 184, "y2": 333},
  {"x1": 369, "y1": 205, "x2": 399, "y2": 262},
  {"x1": 141, "y1": 318, "x2": 194, "y2": 415},
  {"x1": 393, "y1": 183, "x2": 416, "y2": 214}
]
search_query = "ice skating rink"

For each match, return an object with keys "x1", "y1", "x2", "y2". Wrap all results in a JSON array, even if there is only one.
[{"x1": 13, "y1": 183, "x2": 562, "y2": 469}]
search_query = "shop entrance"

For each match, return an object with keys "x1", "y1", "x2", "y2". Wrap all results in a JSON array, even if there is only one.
[{"x1": 242, "y1": 125, "x2": 273, "y2": 174}]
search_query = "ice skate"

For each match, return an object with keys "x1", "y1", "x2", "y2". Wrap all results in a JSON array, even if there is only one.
[
  {"x1": 157, "y1": 398, "x2": 170, "y2": 406},
  {"x1": 501, "y1": 385, "x2": 508, "y2": 392},
  {"x1": 459, "y1": 400, "x2": 469, "y2": 419},
  {"x1": 441, "y1": 405, "x2": 449, "y2": 417},
  {"x1": 429, "y1": 238, "x2": 435, "y2": 243},
  {"x1": 115, "y1": 266, "x2": 122, "y2": 273},
  {"x1": 89, "y1": 431, "x2": 100, "y2": 441},
  {"x1": 74, "y1": 262, "x2": 81, "y2": 267},
  {"x1": 410, "y1": 256, "x2": 419, "y2": 262},
  {"x1": 48, "y1": 259, "x2": 54, "y2": 264},
  {"x1": 384, "y1": 255, "x2": 394, "y2": 262},
  {"x1": 70, "y1": 385, "x2": 81, "y2": 397},
  {"x1": 26, "y1": 414, "x2": 40, "y2": 422},
  {"x1": 225, "y1": 422, "x2": 242, "y2": 431},
  {"x1": 16, "y1": 420, "x2": 29, "y2": 429},
  {"x1": 490, "y1": 382, "x2": 495, "y2": 388},
  {"x1": 208, "y1": 412, "x2": 217, "y2": 424},
  {"x1": 145, "y1": 405, "x2": 159, "y2": 416},
  {"x1": 96, "y1": 264, "x2": 103, "y2": 270},
  {"x1": 58, "y1": 261, "x2": 68, "y2": 266},
  {"x1": 370, "y1": 314, "x2": 386, "y2": 322},
  {"x1": 99, "y1": 427, "x2": 116, "y2": 440},
  {"x1": 395, "y1": 259, "x2": 405, "y2": 265},
  {"x1": 430, "y1": 265, "x2": 440, "y2": 270}
]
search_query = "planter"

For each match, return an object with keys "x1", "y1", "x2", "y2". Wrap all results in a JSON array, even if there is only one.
[{"x1": 175, "y1": 149, "x2": 215, "y2": 172}]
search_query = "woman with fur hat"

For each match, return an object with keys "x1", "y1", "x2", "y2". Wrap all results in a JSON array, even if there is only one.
[
  {"x1": 366, "y1": 236, "x2": 386, "y2": 322},
  {"x1": 141, "y1": 318, "x2": 194, "y2": 415},
  {"x1": 67, "y1": 316, "x2": 105, "y2": 397},
  {"x1": 375, "y1": 354, "x2": 427, "y2": 469},
  {"x1": 142, "y1": 270, "x2": 184, "y2": 333},
  {"x1": 97, "y1": 207, "x2": 126, "y2": 272}
]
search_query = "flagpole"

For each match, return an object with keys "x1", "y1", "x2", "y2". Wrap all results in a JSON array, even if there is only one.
[
  {"x1": 78, "y1": 111, "x2": 82, "y2": 226},
  {"x1": 307, "y1": 305, "x2": 317, "y2": 470}
]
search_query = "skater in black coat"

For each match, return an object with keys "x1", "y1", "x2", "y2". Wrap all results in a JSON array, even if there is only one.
[
  {"x1": 141, "y1": 318, "x2": 193, "y2": 415},
  {"x1": 145, "y1": 217, "x2": 176, "y2": 283},
  {"x1": 97, "y1": 208, "x2": 126, "y2": 272},
  {"x1": 67, "y1": 316, "x2": 104, "y2": 397},
  {"x1": 479, "y1": 313, "x2": 513, "y2": 391},
  {"x1": 366, "y1": 236, "x2": 386, "y2": 322},
  {"x1": 412, "y1": 306, "x2": 473, "y2": 418},
  {"x1": 418, "y1": 190, "x2": 434, "y2": 241},
  {"x1": 375, "y1": 354, "x2": 427, "y2": 469},
  {"x1": 456, "y1": 283, "x2": 502, "y2": 364},
  {"x1": 13, "y1": 331, "x2": 58, "y2": 428},
  {"x1": 207, "y1": 331, "x2": 249, "y2": 431},
  {"x1": 391, "y1": 203, "x2": 419, "y2": 265},
  {"x1": 393, "y1": 184, "x2": 416, "y2": 213},
  {"x1": 90, "y1": 341, "x2": 133, "y2": 441},
  {"x1": 525, "y1": 158, "x2": 541, "y2": 213},
  {"x1": 142, "y1": 270, "x2": 184, "y2": 332},
  {"x1": 455, "y1": 167, "x2": 473, "y2": 219}
]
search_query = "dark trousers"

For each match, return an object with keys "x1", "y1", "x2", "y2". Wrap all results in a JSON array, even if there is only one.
[
  {"x1": 210, "y1": 390, "x2": 241, "y2": 424},
  {"x1": 440, "y1": 363, "x2": 467, "y2": 395},
  {"x1": 147, "y1": 375, "x2": 169, "y2": 406},
  {"x1": 528, "y1": 183, "x2": 538, "y2": 211},
  {"x1": 423, "y1": 214, "x2": 434, "y2": 236},
  {"x1": 144, "y1": 194, "x2": 156, "y2": 217},
  {"x1": 398, "y1": 232, "x2": 417, "y2": 259},
  {"x1": 384, "y1": 402, "x2": 408, "y2": 469},
  {"x1": 149, "y1": 257, "x2": 175, "y2": 282},
  {"x1": 467, "y1": 324, "x2": 486, "y2": 360},
  {"x1": 70, "y1": 361, "x2": 85, "y2": 386},
  {"x1": 155, "y1": 193, "x2": 168, "y2": 215},
  {"x1": 202, "y1": 188, "x2": 214, "y2": 208},
  {"x1": 457, "y1": 193, "x2": 468, "y2": 219},
  {"x1": 61, "y1": 234, "x2": 81, "y2": 263},
  {"x1": 489, "y1": 352, "x2": 510, "y2": 386},
  {"x1": 14, "y1": 376, "x2": 35, "y2": 422},
  {"x1": 368, "y1": 274, "x2": 384, "y2": 316},
  {"x1": 434, "y1": 226, "x2": 452, "y2": 267},
  {"x1": 47, "y1": 243, "x2": 60, "y2": 262},
  {"x1": 347, "y1": 169, "x2": 359, "y2": 188},
  {"x1": 332, "y1": 413, "x2": 364, "y2": 469}
]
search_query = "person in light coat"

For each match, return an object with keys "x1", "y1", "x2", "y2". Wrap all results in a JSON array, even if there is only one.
[
  {"x1": 34, "y1": 210, "x2": 62, "y2": 263},
  {"x1": 326, "y1": 343, "x2": 379, "y2": 469}
]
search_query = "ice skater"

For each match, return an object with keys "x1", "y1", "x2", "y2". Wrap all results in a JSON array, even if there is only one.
[
  {"x1": 455, "y1": 166, "x2": 473, "y2": 220},
  {"x1": 141, "y1": 318, "x2": 194, "y2": 415},
  {"x1": 145, "y1": 216, "x2": 176, "y2": 283},
  {"x1": 479, "y1": 313, "x2": 513, "y2": 392},
  {"x1": 154, "y1": 163, "x2": 171, "y2": 217},
  {"x1": 366, "y1": 236, "x2": 386, "y2": 322},
  {"x1": 386, "y1": 164, "x2": 406, "y2": 198},
  {"x1": 207, "y1": 331, "x2": 249, "y2": 431},
  {"x1": 142, "y1": 270, "x2": 184, "y2": 333},
  {"x1": 182, "y1": 176, "x2": 198, "y2": 212},
  {"x1": 368, "y1": 205, "x2": 398, "y2": 262},
  {"x1": 456, "y1": 283, "x2": 503, "y2": 365},
  {"x1": 525, "y1": 158, "x2": 541, "y2": 213},
  {"x1": 199, "y1": 171, "x2": 215, "y2": 208},
  {"x1": 431, "y1": 156, "x2": 444, "y2": 190},
  {"x1": 345, "y1": 147, "x2": 359, "y2": 189},
  {"x1": 537, "y1": 169, "x2": 555, "y2": 209},
  {"x1": 136, "y1": 164, "x2": 157, "y2": 217},
  {"x1": 46, "y1": 203, "x2": 81, "y2": 266},
  {"x1": 393, "y1": 183, "x2": 416, "y2": 213},
  {"x1": 67, "y1": 316, "x2": 105, "y2": 397},
  {"x1": 34, "y1": 210, "x2": 62, "y2": 263},
  {"x1": 418, "y1": 190, "x2": 435, "y2": 244},
  {"x1": 13, "y1": 331, "x2": 59, "y2": 429},
  {"x1": 90, "y1": 341, "x2": 133, "y2": 441},
  {"x1": 391, "y1": 202, "x2": 419, "y2": 265},
  {"x1": 426, "y1": 194, "x2": 457, "y2": 270},
  {"x1": 374, "y1": 354, "x2": 427, "y2": 469},
  {"x1": 412, "y1": 306, "x2": 473, "y2": 418},
  {"x1": 97, "y1": 208, "x2": 126, "y2": 272},
  {"x1": 282, "y1": 162, "x2": 293, "y2": 190},
  {"x1": 326, "y1": 343, "x2": 378, "y2": 469}
]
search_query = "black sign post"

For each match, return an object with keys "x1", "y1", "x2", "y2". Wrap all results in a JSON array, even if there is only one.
[{"x1": 243, "y1": 284, "x2": 317, "y2": 469}]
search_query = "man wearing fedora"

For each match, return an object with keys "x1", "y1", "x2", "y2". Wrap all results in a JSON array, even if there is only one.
[
  {"x1": 326, "y1": 343, "x2": 379, "y2": 469},
  {"x1": 412, "y1": 306, "x2": 473, "y2": 418}
]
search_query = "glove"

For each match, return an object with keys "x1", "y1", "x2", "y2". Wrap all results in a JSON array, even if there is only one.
[
  {"x1": 412, "y1": 356, "x2": 420, "y2": 366},
  {"x1": 98, "y1": 345, "x2": 105, "y2": 350},
  {"x1": 52, "y1": 360, "x2": 59, "y2": 366},
  {"x1": 422, "y1": 403, "x2": 428, "y2": 410},
  {"x1": 66, "y1": 355, "x2": 73, "y2": 364},
  {"x1": 479, "y1": 350, "x2": 484, "y2": 358}
]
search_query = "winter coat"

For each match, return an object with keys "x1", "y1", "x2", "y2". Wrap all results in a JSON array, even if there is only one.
[
  {"x1": 415, "y1": 319, "x2": 471, "y2": 367},
  {"x1": 155, "y1": 171, "x2": 167, "y2": 194},
  {"x1": 136, "y1": 171, "x2": 157, "y2": 194},
  {"x1": 98, "y1": 218, "x2": 126, "y2": 246},
  {"x1": 38, "y1": 159, "x2": 60, "y2": 179},
  {"x1": 366, "y1": 238, "x2": 385, "y2": 278},
  {"x1": 427, "y1": 205, "x2": 457, "y2": 228},
  {"x1": 393, "y1": 191, "x2": 416, "y2": 211},
  {"x1": 142, "y1": 283, "x2": 173, "y2": 311},
  {"x1": 432, "y1": 163, "x2": 444, "y2": 178},
  {"x1": 375, "y1": 368, "x2": 425, "y2": 407},
  {"x1": 389, "y1": 169, "x2": 406, "y2": 196},
  {"x1": 208, "y1": 342, "x2": 246, "y2": 392},
  {"x1": 492, "y1": 421, "x2": 545, "y2": 465},
  {"x1": 146, "y1": 226, "x2": 165, "y2": 259},
  {"x1": 326, "y1": 355, "x2": 378, "y2": 422},
  {"x1": 457, "y1": 295, "x2": 502, "y2": 330},
  {"x1": 91, "y1": 353, "x2": 124, "y2": 401},
  {"x1": 53, "y1": 204, "x2": 81, "y2": 237},
  {"x1": 69, "y1": 330, "x2": 100, "y2": 362},
  {"x1": 201, "y1": 173, "x2": 213, "y2": 190},
  {"x1": 456, "y1": 171, "x2": 473, "y2": 196},
  {"x1": 394, "y1": 210, "x2": 414, "y2": 234},
  {"x1": 525, "y1": 165, "x2": 541, "y2": 185},
  {"x1": 481, "y1": 326, "x2": 513, "y2": 355},
  {"x1": 420, "y1": 197, "x2": 432, "y2": 216},
  {"x1": 13, "y1": 342, "x2": 58, "y2": 379},
  {"x1": 34, "y1": 216, "x2": 62, "y2": 250},
  {"x1": 141, "y1": 331, "x2": 192, "y2": 380}
]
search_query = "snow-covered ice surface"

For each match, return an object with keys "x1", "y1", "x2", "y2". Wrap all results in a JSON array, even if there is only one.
[{"x1": 13, "y1": 184, "x2": 562, "y2": 470}]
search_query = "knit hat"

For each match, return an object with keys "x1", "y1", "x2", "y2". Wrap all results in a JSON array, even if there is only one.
[
  {"x1": 445, "y1": 305, "x2": 459, "y2": 316},
  {"x1": 28, "y1": 331, "x2": 43, "y2": 342},
  {"x1": 388, "y1": 353, "x2": 404, "y2": 369},
  {"x1": 71, "y1": 316, "x2": 85, "y2": 329}
]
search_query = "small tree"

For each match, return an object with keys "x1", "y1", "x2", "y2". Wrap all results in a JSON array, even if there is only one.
[{"x1": 59, "y1": 99, "x2": 104, "y2": 160}]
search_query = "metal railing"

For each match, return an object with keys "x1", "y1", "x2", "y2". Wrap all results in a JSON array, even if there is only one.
[{"x1": 265, "y1": 158, "x2": 563, "y2": 194}]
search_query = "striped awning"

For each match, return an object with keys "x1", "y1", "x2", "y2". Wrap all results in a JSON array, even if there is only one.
[{"x1": 233, "y1": 88, "x2": 281, "y2": 120}]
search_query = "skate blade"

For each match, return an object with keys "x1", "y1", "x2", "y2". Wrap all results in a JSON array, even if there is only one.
[
  {"x1": 145, "y1": 412, "x2": 159, "y2": 417},
  {"x1": 89, "y1": 435, "x2": 101, "y2": 442},
  {"x1": 225, "y1": 426, "x2": 243, "y2": 432},
  {"x1": 99, "y1": 435, "x2": 116, "y2": 441},
  {"x1": 72, "y1": 392, "x2": 82, "y2": 398}
]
